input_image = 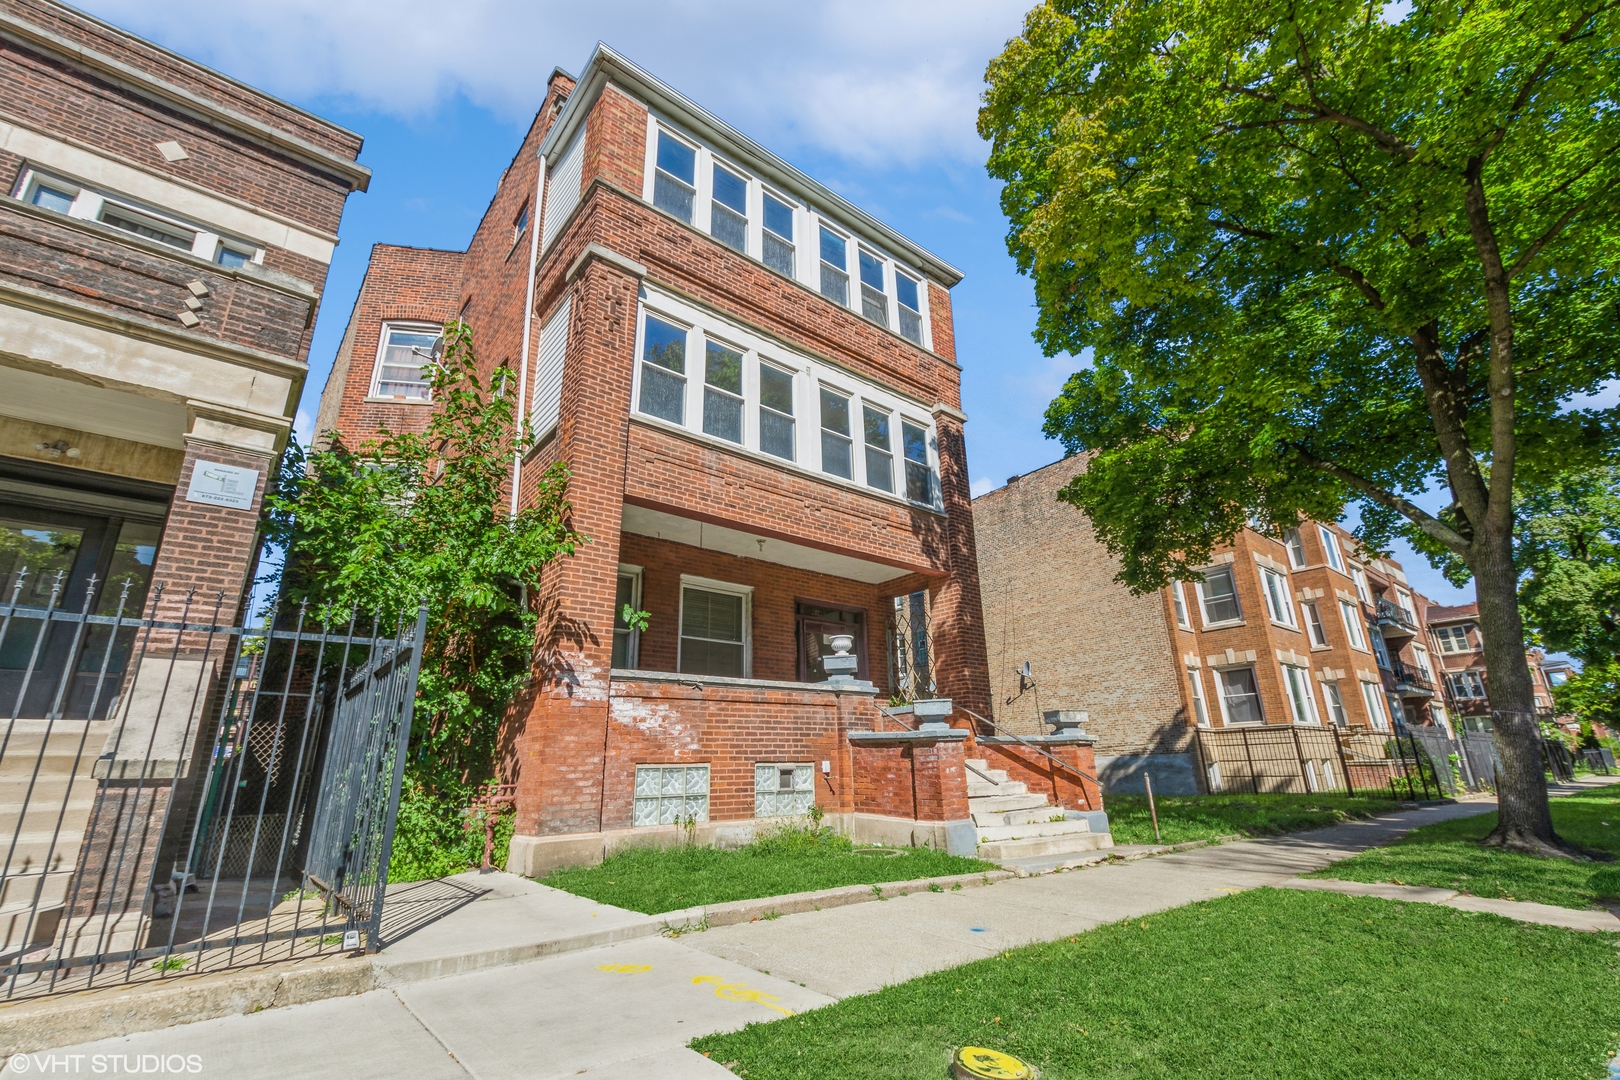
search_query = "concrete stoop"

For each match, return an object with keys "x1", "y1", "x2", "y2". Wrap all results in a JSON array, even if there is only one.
[{"x1": 965, "y1": 758, "x2": 1113, "y2": 860}]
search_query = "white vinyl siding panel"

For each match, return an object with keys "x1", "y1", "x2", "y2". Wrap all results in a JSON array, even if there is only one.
[
  {"x1": 542, "y1": 127, "x2": 587, "y2": 252},
  {"x1": 531, "y1": 295, "x2": 571, "y2": 438}
]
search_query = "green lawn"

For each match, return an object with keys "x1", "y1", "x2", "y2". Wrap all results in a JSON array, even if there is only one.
[
  {"x1": 1105, "y1": 792, "x2": 1406, "y2": 846},
  {"x1": 1309, "y1": 784, "x2": 1620, "y2": 909},
  {"x1": 692, "y1": 888, "x2": 1620, "y2": 1080},
  {"x1": 539, "y1": 826, "x2": 994, "y2": 914}
]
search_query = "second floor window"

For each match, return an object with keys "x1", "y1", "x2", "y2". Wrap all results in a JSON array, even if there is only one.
[
  {"x1": 1303, "y1": 601, "x2": 1328, "y2": 646},
  {"x1": 1260, "y1": 567, "x2": 1296, "y2": 628},
  {"x1": 1196, "y1": 566, "x2": 1241, "y2": 625},
  {"x1": 654, "y1": 131, "x2": 697, "y2": 223},
  {"x1": 1447, "y1": 671, "x2": 1486, "y2": 699},
  {"x1": 902, "y1": 420, "x2": 938, "y2": 507},
  {"x1": 1370, "y1": 629, "x2": 1392, "y2": 669},
  {"x1": 1435, "y1": 625, "x2": 1471, "y2": 652},
  {"x1": 702, "y1": 339, "x2": 744, "y2": 443},
  {"x1": 1340, "y1": 599, "x2": 1367, "y2": 650},
  {"x1": 763, "y1": 191, "x2": 795, "y2": 276},
  {"x1": 759, "y1": 363, "x2": 795, "y2": 461},
  {"x1": 711, "y1": 163, "x2": 748, "y2": 253},
  {"x1": 858, "y1": 249, "x2": 888, "y2": 327},
  {"x1": 896, "y1": 272, "x2": 924, "y2": 345},
  {"x1": 820, "y1": 387, "x2": 853, "y2": 479},
  {"x1": 863, "y1": 406, "x2": 894, "y2": 493},
  {"x1": 373, "y1": 325, "x2": 440, "y2": 399},
  {"x1": 819, "y1": 226, "x2": 849, "y2": 305},
  {"x1": 639, "y1": 314, "x2": 688, "y2": 424}
]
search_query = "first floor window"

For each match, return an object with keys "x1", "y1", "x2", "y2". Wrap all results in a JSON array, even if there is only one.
[
  {"x1": 639, "y1": 314, "x2": 688, "y2": 423},
  {"x1": 1187, "y1": 667, "x2": 1209, "y2": 726},
  {"x1": 1322, "y1": 681, "x2": 1348, "y2": 728},
  {"x1": 612, "y1": 570, "x2": 641, "y2": 669},
  {"x1": 1303, "y1": 602, "x2": 1328, "y2": 647},
  {"x1": 1361, "y1": 681, "x2": 1390, "y2": 731},
  {"x1": 374, "y1": 325, "x2": 441, "y2": 399},
  {"x1": 820, "y1": 387, "x2": 853, "y2": 479},
  {"x1": 759, "y1": 363, "x2": 795, "y2": 460},
  {"x1": 1282, "y1": 664, "x2": 1318, "y2": 725},
  {"x1": 1218, "y1": 667, "x2": 1263, "y2": 724},
  {"x1": 680, "y1": 584, "x2": 748, "y2": 677},
  {"x1": 703, "y1": 339, "x2": 744, "y2": 443},
  {"x1": 755, "y1": 763, "x2": 813, "y2": 817},
  {"x1": 1198, "y1": 566, "x2": 1242, "y2": 625},
  {"x1": 634, "y1": 764, "x2": 709, "y2": 826}
]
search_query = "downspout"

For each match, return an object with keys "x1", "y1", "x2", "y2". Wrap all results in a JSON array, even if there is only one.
[{"x1": 509, "y1": 145, "x2": 548, "y2": 519}]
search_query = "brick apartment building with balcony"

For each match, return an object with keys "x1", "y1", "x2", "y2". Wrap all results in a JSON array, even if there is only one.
[
  {"x1": 0, "y1": 0, "x2": 365, "y2": 950},
  {"x1": 1427, "y1": 602, "x2": 1562, "y2": 729},
  {"x1": 318, "y1": 47, "x2": 1111, "y2": 871},
  {"x1": 975, "y1": 456, "x2": 1452, "y2": 794}
]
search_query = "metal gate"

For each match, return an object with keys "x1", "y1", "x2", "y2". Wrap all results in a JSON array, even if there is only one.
[{"x1": 0, "y1": 566, "x2": 426, "y2": 999}]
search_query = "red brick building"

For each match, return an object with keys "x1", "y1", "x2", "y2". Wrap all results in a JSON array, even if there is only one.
[
  {"x1": 975, "y1": 457, "x2": 1452, "y2": 793},
  {"x1": 317, "y1": 47, "x2": 1108, "y2": 870},
  {"x1": 1427, "y1": 602, "x2": 1561, "y2": 729}
]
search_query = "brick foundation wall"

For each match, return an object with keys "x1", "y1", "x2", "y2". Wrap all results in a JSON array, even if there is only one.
[{"x1": 850, "y1": 735, "x2": 969, "y2": 822}]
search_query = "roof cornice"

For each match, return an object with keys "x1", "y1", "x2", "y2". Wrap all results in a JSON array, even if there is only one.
[{"x1": 540, "y1": 43, "x2": 963, "y2": 288}]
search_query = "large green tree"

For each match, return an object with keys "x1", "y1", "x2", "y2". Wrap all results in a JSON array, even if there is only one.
[{"x1": 980, "y1": 0, "x2": 1619, "y2": 853}]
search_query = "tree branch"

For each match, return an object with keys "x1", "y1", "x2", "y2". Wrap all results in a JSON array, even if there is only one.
[{"x1": 1292, "y1": 446, "x2": 1470, "y2": 552}]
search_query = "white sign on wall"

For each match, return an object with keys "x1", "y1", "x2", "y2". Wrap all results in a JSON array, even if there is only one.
[{"x1": 185, "y1": 461, "x2": 260, "y2": 511}]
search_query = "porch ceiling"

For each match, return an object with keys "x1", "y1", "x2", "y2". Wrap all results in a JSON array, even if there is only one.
[{"x1": 620, "y1": 503, "x2": 921, "y2": 584}]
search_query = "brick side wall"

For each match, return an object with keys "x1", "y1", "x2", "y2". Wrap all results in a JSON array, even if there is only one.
[
  {"x1": 975, "y1": 741, "x2": 1102, "y2": 812},
  {"x1": 146, "y1": 442, "x2": 271, "y2": 627},
  {"x1": 850, "y1": 736, "x2": 969, "y2": 822}
]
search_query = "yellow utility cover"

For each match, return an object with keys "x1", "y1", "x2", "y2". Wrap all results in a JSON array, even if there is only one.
[{"x1": 953, "y1": 1046, "x2": 1035, "y2": 1079}]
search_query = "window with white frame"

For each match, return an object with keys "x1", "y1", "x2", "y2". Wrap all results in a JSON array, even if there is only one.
[
  {"x1": 901, "y1": 420, "x2": 939, "y2": 508},
  {"x1": 372, "y1": 324, "x2": 442, "y2": 399},
  {"x1": 1187, "y1": 667, "x2": 1209, "y2": 726},
  {"x1": 1339, "y1": 599, "x2": 1367, "y2": 650},
  {"x1": 613, "y1": 568, "x2": 642, "y2": 669},
  {"x1": 762, "y1": 190, "x2": 796, "y2": 276},
  {"x1": 15, "y1": 166, "x2": 263, "y2": 267},
  {"x1": 702, "y1": 337, "x2": 745, "y2": 443},
  {"x1": 1282, "y1": 664, "x2": 1318, "y2": 724},
  {"x1": 1303, "y1": 602, "x2": 1328, "y2": 647},
  {"x1": 1351, "y1": 567, "x2": 1372, "y2": 603},
  {"x1": 1170, "y1": 581, "x2": 1191, "y2": 629},
  {"x1": 1412, "y1": 644, "x2": 1433, "y2": 681},
  {"x1": 1361, "y1": 680, "x2": 1390, "y2": 731},
  {"x1": 634, "y1": 764, "x2": 708, "y2": 826},
  {"x1": 711, "y1": 160, "x2": 749, "y2": 253},
  {"x1": 1319, "y1": 526, "x2": 1345, "y2": 571},
  {"x1": 1447, "y1": 670, "x2": 1486, "y2": 699},
  {"x1": 819, "y1": 226, "x2": 849, "y2": 306},
  {"x1": 820, "y1": 387, "x2": 853, "y2": 480},
  {"x1": 858, "y1": 249, "x2": 888, "y2": 327},
  {"x1": 1322, "y1": 681, "x2": 1348, "y2": 728},
  {"x1": 679, "y1": 580, "x2": 750, "y2": 677},
  {"x1": 895, "y1": 271, "x2": 924, "y2": 345},
  {"x1": 1283, "y1": 528, "x2": 1307, "y2": 568},
  {"x1": 653, "y1": 130, "x2": 697, "y2": 223},
  {"x1": 1395, "y1": 588, "x2": 1418, "y2": 624},
  {"x1": 1370, "y1": 629, "x2": 1391, "y2": 669},
  {"x1": 638, "y1": 313, "x2": 688, "y2": 424},
  {"x1": 1196, "y1": 566, "x2": 1242, "y2": 626},
  {"x1": 1259, "y1": 566, "x2": 1297, "y2": 628},
  {"x1": 755, "y1": 763, "x2": 814, "y2": 818},
  {"x1": 1217, "y1": 666, "x2": 1263, "y2": 724},
  {"x1": 1434, "y1": 625, "x2": 1471, "y2": 653},
  {"x1": 758, "y1": 362, "x2": 795, "y2": 461},
  {"x1": 862, "y1": 405, "x2": 894, "y2": 493},
  {"x1": 531, "y1": 295, "x2": 570, "y2": 437}
]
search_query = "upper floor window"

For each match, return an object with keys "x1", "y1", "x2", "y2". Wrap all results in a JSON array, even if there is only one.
[
  {"x1": 1351, "y1": 567, "x2": 1372, "y2": 603},
  {"x1": 703, "y1": 338, "x2": 745, "y2": 443},
  {"x1": 30, "y1": 182, "x2": 74, "y2": 214},
  {"x1": 372, "y1": 324, "x2": 441, "y2": 400},
  {"x1": 1196, "y1": 566, "x2": 1242, "y2": 626},
  {"x1": 513, "y1": 201, "x2": 529, "y2": 244},
  {"x1": 711, "y1": 162, "x2": 748, "y2": 253},
  {"x1": 638, "y1": 314, "x2": 688, "y2": 424},
  {"x1": 1395, "y1": 588, "x2": 1418, "y2": 624},
  {"x1": 820, "y1": 387, "x2": 853, "y2": 479},
  {"x1": 1447, "y1": 670, "x2": 1486, "y2": 699},
  {"x1": 1434, "y1": 624, "x2": 1472, "y2": 653},
  {"x1": 895, "y1": 272, "x2": 923, "y2": 345},
  {"x1": 1259, "y1": 566, "x2": 1297, "y2": 628},
  {"x1": 819, "y1": 226, "x2": 849, "y2": 306},
  {"x1": 1318, "y1": 526, "x2": 1345, "y2": 572},
  {"x1": 1283, "y1": 528, "x2": 1307, "y2": 568},
  {"x1": 1170, "y1": 581, "x2": 1190, "y2": 629},
  {"x1": 762, "y1": 191, "x2": 795, "y2": 276},
  {"x1": 901, "y1": 421, "x2": 937, "y2": 506},
  {"x1": 858, "y1": 249, "x2": 888, "y2": 327},
  {"x1": 653, "y1": 130, "x2": 697, "y2": 223},
  {"x1": 862, "y1": 406, "x2": 894, "y2": 493},
  {"x1": 759, "y1": 363, "x2": 795, "y2": 461},
  {"x1": 1339, "y1": 599, "x2": 1368, "y2": 650}
]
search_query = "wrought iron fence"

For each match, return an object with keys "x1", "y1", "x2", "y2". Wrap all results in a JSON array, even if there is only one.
[
  {"x1": 0, "y1": 566, "x2": 425, "y2": 1000},
  {"x1": 1191, "y1": 725, "x2": 1448, "y2": 800},
  {"x1": 887, "y1": 589, "x2": 934, "y2": 703}
]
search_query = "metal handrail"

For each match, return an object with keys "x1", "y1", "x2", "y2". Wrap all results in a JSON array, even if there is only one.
[{"x1": 958, "y1": 706, "x2": 1102, "y2": 789}]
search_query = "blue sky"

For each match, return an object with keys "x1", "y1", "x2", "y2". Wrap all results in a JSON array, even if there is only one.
[{"x1": 79, "y1": 0, "x2": 1489, "y2": 607}]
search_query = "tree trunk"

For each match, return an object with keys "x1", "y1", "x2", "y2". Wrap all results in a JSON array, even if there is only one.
[{"x1": 1468, "y1": 520, "x2": 1568, "y2": 856}]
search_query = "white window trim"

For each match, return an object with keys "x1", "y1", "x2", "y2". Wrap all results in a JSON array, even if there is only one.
[
  {"x1": 1258, "y1": 566, "x2": 1299, "y2": 630},
  {"x1": 1411, "y1": 643, "x2": 1433, "y2": 681},
  {"x1": 630, "y1": 288, "x2": 944, "y2": 513},
  {"x1": 1318, "y1": 526, "x2": 1346, "y2": 573},
  {"x1": 1281, "y1": 664, "x2": 1319, "y2": 725},
  {"x1": 1321, "y1": 680, "x2": 1348, "y2": 729},
  {"x1": 1170, "y1": 581, "x2": 1191, "y2": 629},
  {"x1": 1395, "y1": 587, "x2": 1418, "y2": 623},
  {"x1": 369, "y1": 321, "x2": 443, "y2": 402},
  {"x1": 1339, "y1": 599, "x2": 1369, "y2": 651},
  {"x1": 1303, "y1": 601, "x2": 1329, "y2": 648},
  {"x1": 13, "y1": 165, "x2": 265, "y2": 267},
  {"x1": 1283, "y1": 528, "x2": 1308, "y2": 569},
  {"x1": 677, "y1": 574, "x2": 753, "y2": 678},
  {"x1": 1194, "y1": 567, "x2": 1244, "y2": 628},
  {"x1": 1214, "y1": 665, "x2": 1263, "y2": 726},
  {"x1": 1187, "y1": 666, "x2": 1210, "y2": 727},
  {"x1": 640, "y1": 114, "x2": 932, "y2": 352},
  {"x1": 1361, "y1": 680, "x2": 1390, "y2": 732},
  {"x1": 1351, "y1": 566, "x2": 1372, "y2": 603}
]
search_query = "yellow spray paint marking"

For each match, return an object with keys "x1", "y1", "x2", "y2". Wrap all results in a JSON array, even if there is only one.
[
  {"x1": 692, "y1": 975, "x2": 794, "y2": 1016},
  {"x1": 1214, "y1": 887, "x2": 1243, "y2": 894},
  {"x1": 596, "y1": 964, "x2": 652, "y2": 974},
  {"x1": 954, "y1": 1045, "x2": 1034, "y2": 1079}
]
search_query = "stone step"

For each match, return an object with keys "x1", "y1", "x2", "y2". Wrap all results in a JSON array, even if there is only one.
[
  {"x1": 965, "y1": 793, "x2": 1049, "y2": 814},
  {"x1": 0, "y1": 834, "x2": 87, "y2": 872},
  {"x1": 976, "y1": 830, "x2": 1115, "y2": 860},
  {"x1": 0, "y1": 749, "x2": 100, "y2": 778},
  {"x1": 962, "y1": 764, "x2": 1010, "y2": 785},
  {"x1": 0, "y1": 870, "x2": 73, "y2": 909},
  {"x1": 971, "y1": 806, "x2": 1067, "y2": 827},
  {"x1": 967, "y1": 780, "x2": 1027, "y2": 797},
  {"x1": 976, "y1": 819, "x2": 1093, "y2": 843},
  {"x1": 0, "y1": 900, "x2": 64, "y2": 952}
]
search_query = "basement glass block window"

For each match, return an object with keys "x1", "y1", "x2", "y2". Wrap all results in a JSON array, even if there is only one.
[
  {"x1": 654, "y1": 131, "x2": 697, "y2": 224},
  {"x1": 895, "y1": 272, "x2": 923, "y2": 344},
  {"x1": 763, "y1": 192, "x2": 795, "y2": 276},
  {"x1": 702, "y1": 339, "x2": 744, "y2": 443},
  {"x1": 759, "y1": 363, "x2": 795, "y2": 461},
  {"x1": 858, "y1": 250, "x2": 888, "y2": 327},
  {"x1": 755, "y1": 763, "x2": 813, "y2": 818},
  {"x1": 711, "y1": 164, "x2": 748, "y2": 253},
  {"x1": 634, "y1": 765, "x2": 709, "y2": 826},
  {"x1": 819, "y1": 226, "x2": 849, "y2": 306},
  {"x1": 639, "y1": 315, "x2": 688, "y2": 424}
]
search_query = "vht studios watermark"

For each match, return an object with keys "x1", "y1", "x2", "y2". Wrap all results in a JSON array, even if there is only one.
[{"x1": 7, "y1": 1053, "x2": 204, "y2": 1074}]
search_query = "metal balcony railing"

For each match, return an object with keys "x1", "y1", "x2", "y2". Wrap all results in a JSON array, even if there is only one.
[
  {"x1": 1391, "y1": 661, "x2": 1434, "y2": 693},
  {"x1": 1376, "y1": 597, "x2": 1419, "y2": 633}
]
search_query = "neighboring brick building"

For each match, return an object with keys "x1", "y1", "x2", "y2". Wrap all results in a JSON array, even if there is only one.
[
  {"x1": 1427, "y1": 601, "x2": 1561, "y2": 729},
  {"x1": 316, "y1": 47, "x2": 1102, "y2": 871},
  {"x1": 0, "y1": 0, "x2": 365, "y2": 949},
  {"x1": 975, "y1": 456, "x2": 1451, "y2": 793}
]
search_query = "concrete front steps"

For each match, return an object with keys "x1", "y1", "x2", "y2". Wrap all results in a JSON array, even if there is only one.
[{"x1": 966, "y1": 758, "x2": 1112, "y2": 860}]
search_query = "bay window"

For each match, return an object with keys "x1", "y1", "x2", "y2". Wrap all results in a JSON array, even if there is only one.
[
  {"x1": 702, "y1": 339, "x2": 744, "y2": 443},
  {"x1": 1322, "y1": 681, "x2": 1348, "y2": 728},
  {"x1": 759, "y1": 363, "x2": 795, "y2": 460},
  {"x1": 1340, "y1": 600, "x2": 1367, "y2": 650},
  {"x1": 1218, "y1": 667, "x2": 1263, "y2": 724},
  {"x1": 1303, "y1": 602, "x2": 1328, "y2": 646},
  {"x1": 1283, "y1": 528, "x2": 1307, "y2": 568},
  {"x1": 1319, "y1": 526, "x2": 1345, "y2": 571},
  {"x1": 1196, "y1": 566, "x2": 1242, "y2": 625},
  {"x1": 896, "y1": 272, "x2": 924, "y2": 344},
  {"x1": 902, "y1": 420, "x2": 937, "y2": 507},
  {"x1": 638, "y1": 314, "x2": 688, "y2": 424},
  {"x1": 1361, "y1": 681, "x2": 1391, "y2": 731},
  {"x1": 1260, "y1": 566, "x2": 1297, "y2": 628},
  {"x1": 1283, "y1": 664, "x2": 1318, "y2": 724}
]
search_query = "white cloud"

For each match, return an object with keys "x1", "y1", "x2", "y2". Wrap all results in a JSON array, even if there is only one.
[
  {"x1": 970, "y1": 475, "x2": 996, "y2": 498},
  {"x1": 81, "y1": 0, "x2": 1030, "y2": 166}
]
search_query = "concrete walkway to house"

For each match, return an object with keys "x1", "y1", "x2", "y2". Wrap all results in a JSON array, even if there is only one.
[{"x1": 20, "y1": 778, "x2": 1619, "y2": 1078}]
